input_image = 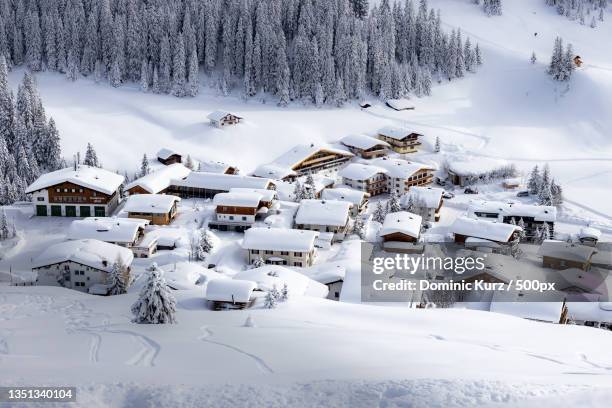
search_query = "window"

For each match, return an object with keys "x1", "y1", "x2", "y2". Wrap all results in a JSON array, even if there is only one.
[
  {"x1": 294, "y1": 262, "x2": 302, "y2": 267},
  {"x1": 294, "y1": 252, "x2": 302, "y2": 257},
  {"x1": 56, "y1": 188, "x2": 60, "y2": 192},
  {"x1": 265, "y1": 250, "x2": 273, "y2": 255},
  {"x1": 251, "y1": 249, "x2": 259, "y2": 255},
  {"x1": 335, "y1": 292, "x2": 340, "y2": 298},
  {"x1": 64, "y1": 188, "x2": 68, "y2": 192},
  {"x1": 37, "y1": 197, "x2": 44, "y2": 202},
  {"x1": 79, "y1": 189, "x2": 83, "y2": 193},
  {"x1": 242, "y1": 216, "x2": 247, "y2": 221},
  {"x1": 281, "y1": 251, "x2": 289, "y2": 256},
  {"x1": 229, "y1": 216, "x2": 234, "y2": 220},
  {"x1": 71, "y1": 188, "x2": 76, "y2": 193}
]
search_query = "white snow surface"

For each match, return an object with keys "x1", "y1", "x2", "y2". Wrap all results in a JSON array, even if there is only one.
[
  {"x1": 126, "y1": 163, "x2": 191, "y2": 194},
  {"x1": 212, "y1": 192, "x2": 263, "y2": 208},
  {"x1": 404, "y1": 186, "x2": 444, "y2": 208},
  {"x1": 25, "y1": 165, "x2": 124, "y2": 195},
  {"x1": 233, "y1": 265, "x2": 328, "y2": 298},
  {"x1": 205, "y1": 278, "x2": 256, "y2": 303},
  {"x1": 321, "y1": 187, "x2": 367, "y2": 206},
  {"x1": 341, "y1": 134, "x2": 390, "y2": 150},
  {"x1": 294, "y1": 199, "x2": 352, "y2": 227},
  {"x1": 380, "y1": 211, "x2": 423, "y2": 239},
  {"x1": 67, "y1": 217, "x2": 148, "y2": 244},
  {"x1": 451, "y1": 216, "x2": 521, "y2": 242},
  {"x1": 242, "y1": 228, "x2": 318, "y2": 252},
  {"x1": 123, "y1": 194, "x2": 180, "y2": 214},
  {"x1": 31, "y1": 239, "x2": 134, "y2": 272}
]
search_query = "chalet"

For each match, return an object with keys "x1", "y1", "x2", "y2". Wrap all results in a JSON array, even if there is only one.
[
  {"x1": 123, "y1": 194, "x2": 181, "y2": 225},
  {"x1": 209, "y1": 191, "x2": 268, "y2": 232},
  {"x1": 340, "y1": 134, "x2": 390, "y2": 159},
  {"x1": 446, "y1": 157, "x2": 512, "y2": 187},
  {"x1": 578, "y1": 227, "x2": 601, "y2": 247},
  {"x1": 229, "y1": 187, "x2": 278, "y2": 209},
  {"x1": 67, "y1": 217, "x2": 157, "y2": 258},
  {"x1": 157, "y1": 148, "x2": 182, "y2": 165},
  {"x1": 294, "y1": 199, "x2": 352, "y2": 241},
  {"x1": 233, "y1": 265, "x2": 328, "y2": 298},
  {"x1": 168, "y1": 172, "x2": 274, "y2": 199},
  {"x1": 538, "y1": 240, "x2": 596, "y2": 271},
  {"x1": 207, "y1": 110, "x2": 242, "y2": 128},
  {"x1": 26, "y1": 165, "x2": 124, "y2": 218},
  {"x1": 126, "y1": 163, "x2": 191, "y2": 195},
  {"x1": 198, "y1": 160, "x2": 238, "y2": 175},
  {"x1": 377, "y1": 126, "x2": 422, "y2": 154},
  {"x1": 385, "y1": 99, "x2": 415, "y2": 111},
  {"x1": 205, "y1": 279, "x2": 257, "y2": 310},
  {"x1": 338, "y1": 163, "x2": 388, "y2": 196},
  {"x1": 242, "y1": 227, "x2": 318, "y2": 267},
  {"x1": 467, "y1": 200, "x2": 556, "y2": 240},
  {"x1": 379, "y1": 211, "x2": 423, "y2": 253},
  {"x1": 321, "y1": 188, "x2": 369, "y2": 216},
  {"x1": 402, "y1": 186, "x2": 444, "y2": 222},
  {"x1": 300, "y1": 263, "x2": 347, "y2": 301},
  {"x1": 252, "y1": 144, "x2": 353, "y2": 181},
  {"x1": 33, "y1": 239, "x2": 134, "y2": 294},
  {"x1": 451, "y1": 216, "x2": 522, "y2": 245}
]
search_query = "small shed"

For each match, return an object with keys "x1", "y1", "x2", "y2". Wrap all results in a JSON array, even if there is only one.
[
  {"x1": 207, "y1": 111, "x2": 242, "y2": 128},
  {"x1": 205, "y1": 279, "x2": 257, "y2": 310},
  {"x1": 157, "y1": 148, "x2": 182, "y2": 165}
]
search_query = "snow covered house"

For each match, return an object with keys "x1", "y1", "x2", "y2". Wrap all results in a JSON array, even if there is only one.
[
  {"x1": 252, "y1": 144, "x2": 353, "y2": 181},
  {"x1": 377, "y1": 127, "x2": 422, "y2": 154},
  {"x1": 294, "y1": 199, "x2": 352, "y2": 241},
  {"x1": 242, "y1": 228, "x2": 318, "y2": 267},
  {"x1": 33, "y1": 239, "x2": 133, "y2": 293},
  {"x1": 338, "y1": 163, "x2": 388, "y2": 196},
  {"x1": 379, "y1": 211, "x2": 423, "y2": 253},
  {"x1": 299, "y1": 263, "x2": 347, "y2": 301},
  {"x1": 467, "y1": 200, "x2": 556, "y2": 240},
  {"x1": 198, "y1": 160, "x2": 238, "y2": 175},
  {"x1": 578, "y1": 227, "x2": 601, "y2": 247},
  {"x1": 233, "y1": 265, "x2": 328, "y2": 298},
  {"x1": 207, "y1": 110, "x2": 242, "y2": 128},
  {"x1": 402, "y1": 186, "x2": 444, "y2": 222},
  {"x1": 167, "y1": 172, "x2": 274, "y2": 199},
  {"x1": 126, "y1": 163, "x2": 191, "y2": 195},
  {"x1": 26, "y1": 165, "x2": 124, "y2": 218},
  {"x1": 446, "y1": 157, "x2": 513, "y2": 187},
  {"x1": 67, "y1": 217, "x2": 157, "y2": 258},
  {"x1": 451, "y1": 217, "x2": 522, "y2": 246},
  {"x1": 321, "y1": 188, "x2": 369, "y2": 216},
  {"x1": 205, "y1": 279, "x2": 257, "y2": 310},
  {"x1": 123, "y1": 194, "x2": 181, "y2": 225},
  {"x1": 208, "y1": 191, "x2": 269, "y2": 232},
  {"x1": 340, "y1": 134, "x2": 390, "y2": 159},
  {"x1": 538, "y1": 240, "x2": 596, "y2": 271},
  {"x1": 156, "y1": 148, "x2": 182, "y2": 165}
]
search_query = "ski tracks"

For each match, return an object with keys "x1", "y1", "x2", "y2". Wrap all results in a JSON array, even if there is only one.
[{"x1": 198, "y1": 325, "x2": 274, "y2": 374}]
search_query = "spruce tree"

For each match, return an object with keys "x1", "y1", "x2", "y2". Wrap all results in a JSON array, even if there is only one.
[
  {"x1": 140, "y1": 154, "x2": 149, "y2": 177},
  {"x1": 108, "y1": 257, "x2": 128, "y2": 295},
  {"x1": 83, "y1": 143, "x2": 100, "y2": 167},
  {"x1": 131, "y1": 263, "x2": 177, "y2": 324}
]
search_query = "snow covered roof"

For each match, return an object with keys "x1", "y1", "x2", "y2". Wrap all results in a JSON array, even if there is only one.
[
  {"x1": 172, "y1": 172, "x2": 272, "y2": 191},
  {"x1": 198, "y1": 160, "x2": 235, "y2": 174},
  {"x1": 233, "y1": 265, "x2": 328, "y2": 298},
  {"x1": 124, "y1": 194, "x2": 180, "y2": 214},
  {"x1": 579, "y1": 227, "x2": 602, "y2": 240},
  {"x1": 67, "y1": 217, "x2": 149, "y2": 244},
  {"x1": 300, "y1": 263, "x2": 347, "y2": 284},
  {"x1": 126, "y1": 164, "x2": 191, "y2": 194},
  {"x1": 157, "y1": 148, "x2": 180, "y2": 160},
  {"x1": 161, "y1": 262, "x2": 226, "y2": 290},
  {"x1": 341, "y1": 134, "x2": 390, "y2": 150},
  {"x1": 229, "y1": 188, "x2": 277, "y2": 202},
  {"x1": 385, "y1": 99, "x2": 415, "y2": 111},
  {"x1": 295, "y1": 199, "x2": 352, "y2": 227},
  {"x1": 205, "y1": 279, "x2": 256, "y2": 303},
  {"x1": 556, "y1": 267, "x2": 611, "y2": 294},
  {"x1": 321, "y1": 188, "x2": 367, "y2": 206},
  {"x1": 468, "y1": 200, "x2": 557, "y2": 222},
  {"x1": 213, "y1": 192, "x2": 263, "y2": 208},
  {"x1": 242, "y1": 228, "x2": 317, "y2": 252},
  {"x1": 251, "y1": 163, "x2": 297, "y2": 180},
  {"x1": 207, "y1": 110, "x2": 241, "y2": 121},
  {"x1": 32, "y1": 239, "x2": 134, "y2": 272},
  {"x1": 538, "y1": 240, "x2": 596, "y2": 263},
  {"x1": 451, "y1": 216, "x2": 521, "y2": 242},
  {"x1": 378, "y1": 126, "x2": 421, "y2": 140},
  {"x1": 447, "y1": 157, "x2": 509, "y2": 176},
  {"x1": 404, "y1": 186, "x2": 444, "y2": 208},
  {"x1": 380, "y1": 211, "x2": 422, "y2": 239},
  {"x1": 26, "y1": 165, "x2": 124, "y2": 195},
  {"x1": 338, "y1": 163, "x2": 387, "y2": 180},
  {"x1": 145, "y1": 228, "x2": 185, "y2": 248},
  {"x1": 370, "y1": 157, "x2": 434, "y2": 179}
]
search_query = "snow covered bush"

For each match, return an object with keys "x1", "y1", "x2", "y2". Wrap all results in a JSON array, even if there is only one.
[{"x1": 131, "y1": 263, "x2": 177, "y2": 324}]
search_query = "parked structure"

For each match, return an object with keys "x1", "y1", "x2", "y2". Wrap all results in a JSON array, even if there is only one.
[
  {"x1": 26, "y1": 165, "x2": 124, "y2": 218},
  {"x1": 539, "y1": 240, "x2": 596, "y2": 271},
  {"x1": 377, "y1": 126, "x2": 422, "y2": 154},
  {"x1": 242, "y1": 228, "x2": 318, "y2": 267},
  {"x1": 379, "y1": 211, "x2": 423, "y2": 253},
  {"x1": 207, "y1": 110, "x2": 242, "y2": 128},
  {"x1": 168, "y1": 172, "x2": 273, "y2": 199},
  {"x1": 402, "y1": 186, "x2": 444, "y2": 222},
  {"x1": 67, "y1": 217, "x2": 156, "y2": 258},
  {"x1": 340, "y1": 134, "x2": 390, "y2": 159},
  {"x1": 33, "y1": 239, "x2": 133, "y2": 293},
  {"x1": 321, "y1": 188, "x2": 369, "y2": 216},
  {"x1": 126, "y1": 163, "x2": 191, "y2": 195},
  {"x1": 451, "y1": 216, "x2": 522, "y2": 245},
  {"x1": 123, "y1": 194, "x2": 180, "y2": 225},
  {"x1": 294, "y1": 199, "x2": 352, "y2": 241},
  {"x1": 156, "y1": 148, "x2": 183, "y2": 165},
  {"x1": 252, "y1": 144, "x2": 353, "y2": 181}
]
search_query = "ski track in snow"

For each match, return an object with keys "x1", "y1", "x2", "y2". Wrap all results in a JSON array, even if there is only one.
[{"x1": 198, "y1": 325, "x2": 274, "y2": 374}]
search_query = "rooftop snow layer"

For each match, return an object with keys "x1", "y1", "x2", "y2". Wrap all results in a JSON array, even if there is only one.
[
  {"x1": 32, "y1": 239, "x2": 134, "y2": 272},
  {"x1": 370, "y1": 157, "x2": 434, "y2": 179},
  {"x1": 213, "y1": 192, "x2": 263, "y2": 207},
  {"x1": 579, "y1": 227, "x2": 602, "y2": 240},
  {"x1": 157, "y1": 148, "x2": 179, "y2": 160},
  {"x1": 468, "y1": 200, "x2": 557, "y2": 222},
  {"x1": 26, "y1": 165, "x2": 124, "y2": 195},
  {"x1": 229, "y1": 188, "x2": 277, "y2": 202},
  {"x1": 321, "y1": 188, "x2": 367, "y2": 205},
  {"x1": 124, "y1": 194, "x2": 180, "y2": 214},
  {"x1": 172, "y1": 172, "x2": 272, "y2": 191},
  {"x1": 377, "y1": 126, "x2": 421, "y2": 140},
  {"x1": 67, "y1": 217, "x2": 149, "y2": 244},
  {"x1": 403, "y1": 186, "x2": 444, "y2": 208},
  {"x1": 338, "y1": 163, "x2": 387, "y2": 180},
  {"x1": 233, "y1": 265, "x2": 328, "y2": 298},
  {"x1": 538, "y1": 240, "x2": 596, "y2": 263},
  {"x1": 447, "y1": 157, "x2": 509, "y2": 176},
  {"x1": 451, "y1": 216, "x2": 521, "y2": 242},
  {"x1": 380, "y1": 211, "x2": 423, "y2": 239},
  {"x1": 242, "y1": 228, "x2": 318, "y2": 252},
  {"x1": 197, "y1": 160, "x2": 234, "y2": 174},
  {"x1": 295, "y1": 199, "x2": 352, "y2": 227},
  {"x1": 126, "y1": 163, "x2": 191, "y2": 194},
  {"x1": 206, "y1": 110, "x2": 241, "y2": 121},
  {"x1": 205, "y1": 279, "x2": 256, "y2": 303},
  {"x1": 341, "y1": 134, "x2": 390, "y2": 150}
]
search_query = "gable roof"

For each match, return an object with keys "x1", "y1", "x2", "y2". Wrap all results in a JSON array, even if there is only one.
[
  {"x1": 338, "y1": 163, "x2": 387, "y2": 180},
  {"x1": 205, "y1": 279, "x2": 256, "y2": 303},
  {"x1": 295, "y1": 199, "x2": 352, "y2": 227},
  {"x1": 32, "y1": 239, "x2": 134, "y2": 272},
  {"x1": 451, "y1": 216, "x2": 521, "y2": 243},
  {"x1": 321, "y1": 188, "x2": 367, "y2": 206},
  {"x1": 124, "y1": 194, "x2": 181, "y2": 214},
  {"x1": 213, "y1": 192, "x2": 263, "y2": 208},
  {"x1": 126, "y1": 163, "x2": 191, "y2": 194},
  {"x1": 233, "y1": 265, "x2": 328, "y2": 297},
  {"x1": 370, "y1": 157, "x2": 434, "y2": 179},
  {"x1": 538, "y1": 240, "x2": 596, "y2": 263},
  {"x1": 378, "y1": 126, "x2": 422, "y2": 140},
  {"x1": 67, "y1": 217, "x2": 149, "y2": 244},
  {"x1": 341, "y1": 134, "x2": 390, "y2": 150},
  {"x1": 380, "y1": 211, "x2": 422, "y2": 239},
  {"x1": 468, "y1": 200, "x2": 557, "y2": 222},
  {"x1": 26, "y1": 166, "x2": 124, "y2": 195},
  {"x1": 207, "y1": 110, "x2": 241, "y2": 121},
  {"x1": 242, "y1": 228, "x2": 318, "y2": 252},
  {"x1": 157, "y1": 148, "x2": 180, "y2": 160},
  {"x1": 172, "y1": 172, "x2": 272, "y2": 191},
  {"x1": 404, "y1": 186, "x2": 444, "y2": 208}
]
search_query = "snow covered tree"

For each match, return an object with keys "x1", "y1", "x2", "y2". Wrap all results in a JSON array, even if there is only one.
[
  {"x1": 548, "y1": 37, "x2": 574, "y2": 82},
  {"x1": 196, "y1": 229, "x2": 214, "y2": 261},
  {"x1": 187, "y1": 51, "x2": 199, "y2": 97},
  {"x1": 83, "y1": 143, "x2": 100, "y2": 167},
  {"x1": 292, "y1": 180, "x2": 304, "y2": 202},
  {"x1": 475, "y1": 44, "x2": 483, "y2": 66},
  {"x1": 140, "y1": 154, "x2": 149, "y2": 177},
  {"x1": 0, "y1": 210, "x2": 11, "y2": 240},
  {"x1": 108, "y1": 257, "x2": 128, "y2": 295},
  {"x1": 373, "y1": 201, "x2": 387, "y2": 224},
  {"x1": 517, "y1": 217, "x2": 527, "y2": 240},
  {"x1": 250, "y1": 257, "x2": 265, "y2": 269},
  {"x1": 264, "y1": 285, "x2": 280, "y2": 309},
  {"x1": 171, "y1": 33, "x2": 186, "y2": 97},
  {"x1": 280, "y1": 283, "x2": 289, "y2": 302},
  {"x1": 131, "y1": 263, "x2": 177, "y2": 324},
  {"x1": 140, "y1": 60, "x2": 149, "y2": 92},
  {"x1": 527, "y1": 165, "x2": 541, "y2": 195},
  {"x1": 185, "y1": 155, "x2": 195, "y2": 170},
  {"x1": 303, "y1": 175, "x2": 316, "y2": 199},
  {"x1": 550, "y1": 178, "x2": 563, "y2": 206},
  {"x1": 351, "y1": 0, "x2": 369, "y2": 19},
  {"x1": 434, "y1": 136, "x2": 441, "y2": 153},
  {"x1": 387, "y1": 191, "x2": 402, "y2": 213},
  {"x1": 353, "y1": 215, "x2": 366, "y2": 239},
  {"x1": 482, "y1": 0, "x2": 503, "y2": 16},
  {"x1": 530, "y1": 52, "x2": 537, "y2": 64},
  {"x1": 539, "y1": 222, "x2": 552, "y2": 242}
]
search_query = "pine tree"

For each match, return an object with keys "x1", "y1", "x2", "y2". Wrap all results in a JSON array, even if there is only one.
[
  {"x1": 530, "y1": 52, "x2": 537, "y2": 64},
  {"x1": 187, "y1": 50, "x2": 199, "y2": 97},
  {"x1": 171, "y1": 33, "x2": 186, "y2": 97},
  {"x1": 196, "y1": 229, "x2": 214, "y2": 261},
  {"x1": 353, "y1": 215, "x2": 366, "y2": 239},
  {"x1": 45, "y1": 118, "x2": 61, "y2": 171},
  {"x1": 131, "y1": 263, "x2": 177, "y2": 324},
  {"x1": 250, "y1": 257, "x2": 265, "y2": 269},
  {"x1": 373, "y1": 201, "x2": 387, "y2": 224},
  {"x1": 264, "y1": 290, "x2": 277, "y2": 309},
  {"x1": 83, "y1": 143, "x2": 100, "y2": 167},
  {"x1": 108, "y1": 257, "x2": 128, "y2": 295},
  {"x1": 185, "y1": 155, "x2": 194, "y2": 170},
  {"x1": 0, "y1": 210, "x2": 10, "y2": 240},
  {"x1": 550, "y1": 178, "x2": 563, "y2": 206},
  {"x1": 304, "y1": 175, "x2": 316, "y2": 199},
  {"x1": 280, "y1": 283, "x2": 289, "y2": 301},
  {"x1": 434, "y1": 136, "x2": 441, "y2": 153},
  {"x1": 475, "y1": 43, "x2": 483, "y2": 66},
  {"x1": 387, "y1": 191, "x2": 402, "y2": 213},
  {"x1": 527, "y1": 165, "x2": 541, "y2": 195},
  {"x1": 140, "y1": 154, "x2": 149, "y2": 177}
]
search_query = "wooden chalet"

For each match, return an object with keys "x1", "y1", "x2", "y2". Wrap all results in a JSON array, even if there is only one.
[
  {"x1": 123, "y1": 194, "x2": 181, "y2": 225},
  {"x1": 157, "y1": 148, "x2": 182, "y2": 165},
  {"x1": 340, "y1": 134, "x2": 390, "y2": 159},
  {"x1": 207, "y1": 110, "x2": 242, "y2": 128},
  {"x1": 379, "y1": 211, "x2": 423, "y2": 253},
  {"x1": 377, "y1": 126, "x2": 422, "y2": 154}
]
